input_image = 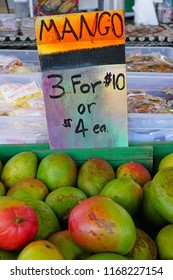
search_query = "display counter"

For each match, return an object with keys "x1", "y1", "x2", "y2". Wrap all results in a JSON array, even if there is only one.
[
  {"x1": 0, "y1": 11, "x2": 173, "y2": 48},
  {"x1": 0, "y1": 24, "x2": 173, "y2": 49}
]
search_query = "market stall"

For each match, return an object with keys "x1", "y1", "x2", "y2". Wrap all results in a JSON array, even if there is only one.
[{"x1": 1, "y1": 0, "x2": 173, "y2": 266}]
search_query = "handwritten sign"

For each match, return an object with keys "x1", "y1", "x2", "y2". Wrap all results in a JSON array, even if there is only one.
[{"x1": 35, "y1": 10, "x2": 128, "y2": 149}]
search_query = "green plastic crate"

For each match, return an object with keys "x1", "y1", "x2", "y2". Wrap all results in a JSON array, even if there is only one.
[
  {"x1": 1, "y1": 142, "x2": 173, "y2": 175},
  {"x1": 0, "y1": 144, "x2": 153, "y2": 173},
  {"x1": 130, "y1": 141, "x2": 173, "y2": 174}
]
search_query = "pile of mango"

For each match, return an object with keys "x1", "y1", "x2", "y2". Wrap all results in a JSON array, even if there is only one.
[{"x1": 0, "y1": 150, "x2": 173, "y2": 260}]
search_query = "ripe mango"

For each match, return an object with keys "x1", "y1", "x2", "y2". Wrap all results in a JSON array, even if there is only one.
[
  {"x1": 1, "y1": 152, "x2": 38, "y2": 190},
  {"x1": 0, "y1": 196, "x2": 38, "y2": 251},
  {"x1": 68, "y1": 195, "x2": 136, "y2": 255},
  {"x1": 116, "y1": 161, "x2": 152, "y2": 187}
]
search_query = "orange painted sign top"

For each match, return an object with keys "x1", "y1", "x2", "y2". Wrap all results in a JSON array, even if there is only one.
[{"x1": 35, "y1": 10, "x2": 125, "y2": 54}]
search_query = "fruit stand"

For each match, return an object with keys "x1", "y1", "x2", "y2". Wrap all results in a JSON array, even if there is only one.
[
  {"x1": 0, "y1": 141, "x2": 173, "y2": 261},
  {"x1": 1, "y1": 4, "x2": 173, "y2": 266}
]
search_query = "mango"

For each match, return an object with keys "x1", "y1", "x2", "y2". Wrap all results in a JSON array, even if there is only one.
[
  {"x1": 6, "y1": 178, "x2": 49, "y2": 201},
  {"x1": 158, "y1": 152, "x2": 173, "y2": 171},
  {"x1": 126, "y1": 228, "x2": 157, "y2": 260},
  {"x1": 100, "y1": 178, "x2": 143, "y2": 216},
  {"x1": 45, "y1": 186, "x2": 87, "y2": 221},
  {"x1": 48, "y1": 230, "x2": 89, "y2": 260},
  {"x1": 150, "y1": 167, "x2": 173, "y2": 223},
  {"x1": 116, "y1": 161, "x2": 152, "y2": 187},
  {"x1": 77, "y1": 158, "x2": 115, "y2": 197},
  {"x1": 17, "y1": 240, "x2": 65, "y2": 260},
  {"x1": 26, "y1": 199, "x2": 61, "y2": 240},
  {"x1": 1, "y1": 151, "x2": 38, "y2": 190},
  {"x1": 36, "y1": 152, "x2": 77, "y2": 191},
  {"x1": 0, "y1": 196, "x2": 38, "y2": 251},
  {"x1": 155, "y1": 224, "x2": 173, "y2": 260},
  {"x1": 68, "y1": 195, "x2": 136, "y2": 255},
  {"x1": 142, "y1": 181, "x2": 168, "y2": 227}
]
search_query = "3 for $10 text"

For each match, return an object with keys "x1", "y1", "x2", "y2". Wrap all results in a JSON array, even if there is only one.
[{"x1": 46, "y1": 72, "x2": 126, "y2": 138}]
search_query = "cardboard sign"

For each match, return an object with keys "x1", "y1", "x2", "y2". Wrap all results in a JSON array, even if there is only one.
[{"x1": 35, "y1": 10, "x2": 128, "y2": 149}]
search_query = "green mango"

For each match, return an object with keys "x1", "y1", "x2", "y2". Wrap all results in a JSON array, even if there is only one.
[
  {"x1": 17, "y1": 240, "x2": 65, "y2": 260},
  {"x1": 1, "y1": 151, "x2": 38, "y2": 190},
  {"x1": 36, "y1": 152, "x2": 77, "y2": 192},
  {"x1": 49, "y1": 230, "x2": 90, "y2": 260},
  {"x1": 77, "y1": 158, "x2": 115, "y2": 197},
  {"x1": 126, "y1": 228, "x2": 158, "y2": 260},
  {"x1": 45, "y1": 186, "x2": 87, "y2": 221},
  {"x1": 150, "y1": 167, "x2": 173, "y2": 223},
  {"x1": 142, "y1": 181, "x2": 167, "y2": 227},
  {"x1": 6, "y1": 178, "x2": 49, "y2": 201},
  {"x1": 156, "y1": 224, "x2": 173, "y2": 260},
  {"x1": 26, "y1": 199, "x2": 61, "y2": 240}
]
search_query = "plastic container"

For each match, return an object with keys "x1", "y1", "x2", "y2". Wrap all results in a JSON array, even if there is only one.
[
  {"x1": 126, "y1": 46, "x2": 173, "y2": 74},
  {"x1": 0, "y1": 14, "x2": 18, "y2": 37},
  {"x1": 0, "y1": 49, "x2": 39, "y2": 67},
  {"x1": 0, "y1": 73, "x2": 48, "y2": 144},
  {"x1": 126, "y1": 46, "x2": 173, "y2": 60},
  {"x1": 2, "y1": 46, "x2": 173, "y2": 70},
  {"x1": 127, "y1": 73, "x2": 173, "y2": 142},
  {"x1": 0, "y1": 116, "x2": 48, "y2": 144},
  {"x1": 20, "y1": 17, "x2": 35, "y2": 37},
  {"x1": 1, "y1": 49, "x2": 173, "y2": 144}
]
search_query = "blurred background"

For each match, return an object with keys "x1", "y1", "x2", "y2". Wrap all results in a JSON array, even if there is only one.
[{"x1": 0, "y1": 0, "x2": 135, "y2": 14}]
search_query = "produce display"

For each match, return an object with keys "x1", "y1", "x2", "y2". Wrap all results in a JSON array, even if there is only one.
[{"x1": 0, "y1": 149, "x2": 173, "y2": 260}]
